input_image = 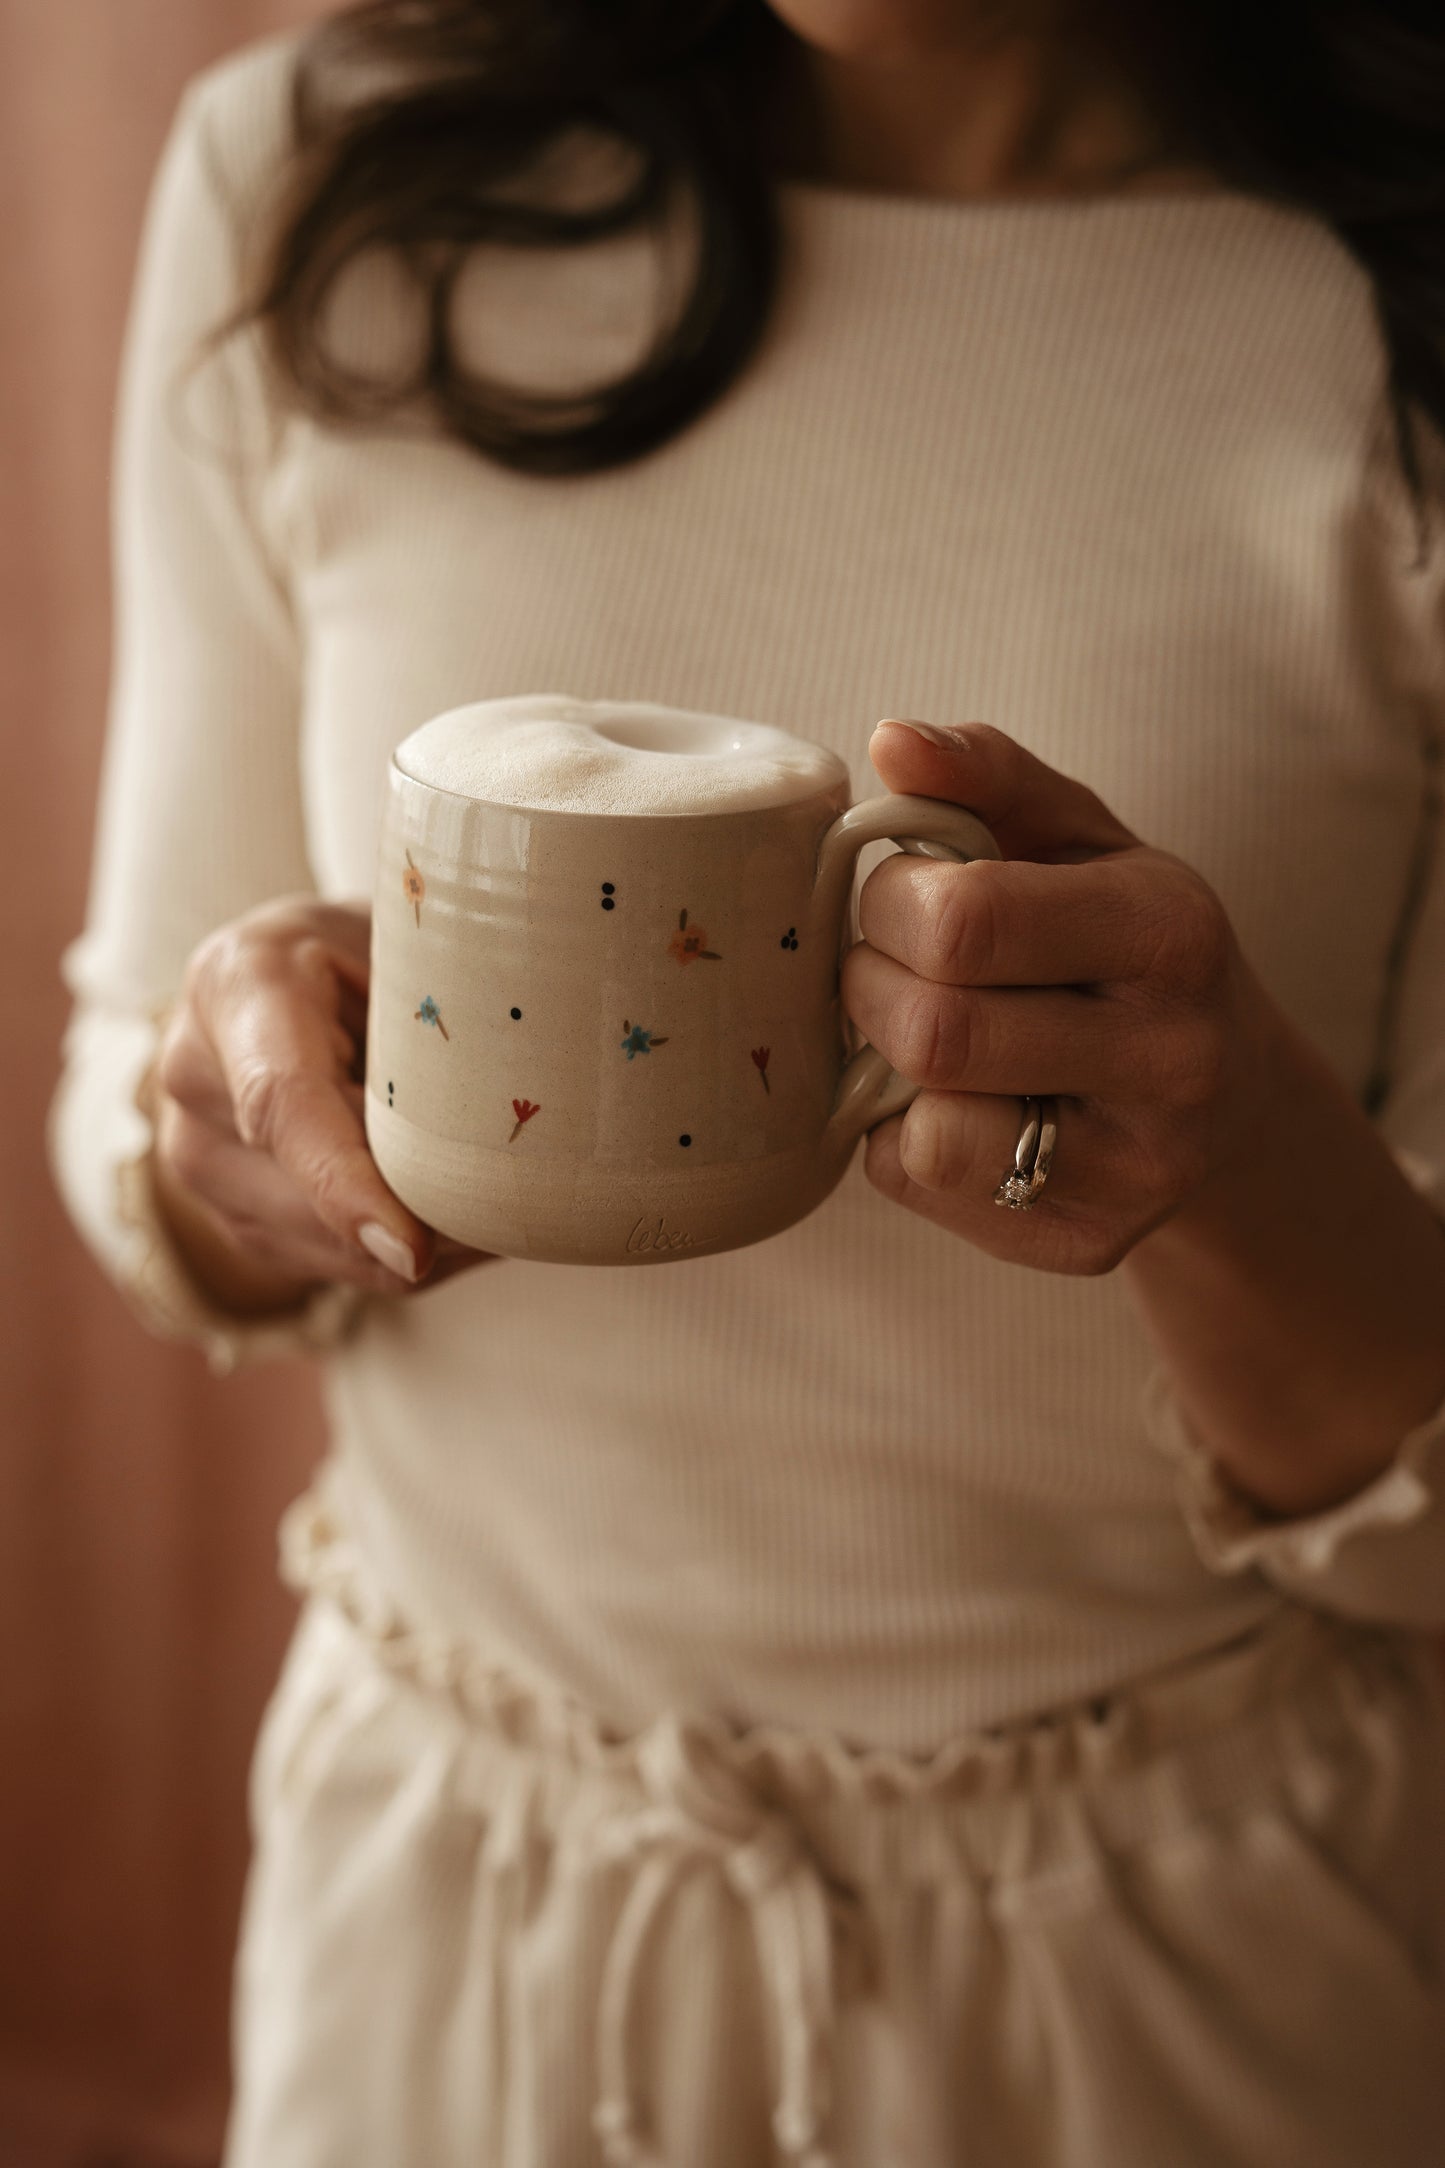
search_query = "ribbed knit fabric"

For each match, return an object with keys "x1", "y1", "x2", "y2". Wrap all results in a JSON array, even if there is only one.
[{"x1": 51, "y1": 30, "x2": 1445, "y2": 1752}]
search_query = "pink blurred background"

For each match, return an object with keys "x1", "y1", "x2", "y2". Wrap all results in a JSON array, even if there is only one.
[{"x1": 1, "y1": 5, "x2": 330, "y2": 2162}]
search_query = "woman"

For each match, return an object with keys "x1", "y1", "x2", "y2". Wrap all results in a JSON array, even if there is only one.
[{"x1": 51, "y1": 1, "x2": 1445, "y2": 2160}]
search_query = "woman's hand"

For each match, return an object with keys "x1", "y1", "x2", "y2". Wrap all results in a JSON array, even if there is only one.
[
  {"x1": 841, "y1": 718, "x2": 1287, "y2": 1276},
  {"x1": 151, "y1": 896, "x2": 492, "y2": 1314}
]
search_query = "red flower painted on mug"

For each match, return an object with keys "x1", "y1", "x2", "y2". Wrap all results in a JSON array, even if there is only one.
[
  {"x1": 668, "y1": 908, "x2": 721, "y2": 965},
  {"x1": 403, "y1": 850, "x2": 425, "y2": 928},
  {"x1": 750, "y1": 1046, "x2": 771, "y2": 1094},
  {"x1": 509, "y1": 1098, "x2": 540, "y2": 1143}
]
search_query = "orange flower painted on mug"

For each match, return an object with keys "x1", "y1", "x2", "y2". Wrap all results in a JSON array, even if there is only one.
[
  {"x1": 667, "y1": 908, "x2": 721, "y2": 966},
  {"x1": 509, "y1": 1098, "x2": 540, "y2": 1143},
  {"x1": 403, "y1": 850, "x2": 425, "y2": 928}
]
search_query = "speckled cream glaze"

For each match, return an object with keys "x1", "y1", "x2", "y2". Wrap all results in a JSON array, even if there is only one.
[{"x1": 366, "y1": 703, "x2": 1000, "y2": 1264}]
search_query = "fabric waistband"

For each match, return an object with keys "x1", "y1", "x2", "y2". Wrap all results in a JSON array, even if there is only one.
[
  {"x1": 274, "y1": 1475, "x2": 1433, "y2": 2168},
  {"x1": 277, "y1": 1474, "x2": 1415, "y2": 1846}
]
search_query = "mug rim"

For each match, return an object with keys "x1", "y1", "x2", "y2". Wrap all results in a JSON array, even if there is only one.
[{"x1": 387, "y1": 752, "x2": 852, "y2": 823}]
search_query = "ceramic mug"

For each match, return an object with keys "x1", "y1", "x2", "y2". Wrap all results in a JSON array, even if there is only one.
[{"x1": 365, "y1": 697, "x2": 1002, "y2": 1264}]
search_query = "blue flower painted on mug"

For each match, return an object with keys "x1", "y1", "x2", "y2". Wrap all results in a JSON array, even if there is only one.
[
  {"x1": 620, "y1": 1019, "x2": 669, "y2": 1060},
  {"x1": 415, "y1": 994, "x2": 450, "y2": 1040}
]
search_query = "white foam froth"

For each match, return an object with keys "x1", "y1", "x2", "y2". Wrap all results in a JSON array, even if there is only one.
[{"x1": 395, "y1": 696, "x2": 850, "y2": 817}]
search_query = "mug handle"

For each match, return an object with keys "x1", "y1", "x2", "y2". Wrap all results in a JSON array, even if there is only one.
[{"x1": 815, "y1": 792, "x2": 1003, "y2": 1146}]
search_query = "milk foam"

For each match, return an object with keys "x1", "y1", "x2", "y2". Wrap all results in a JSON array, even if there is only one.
[{"x1": 394, "y1": 695, "x2": 850, "y2": 817}]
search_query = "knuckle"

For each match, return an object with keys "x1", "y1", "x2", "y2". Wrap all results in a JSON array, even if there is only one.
[
  {"x1": 1070, "y1": 1219, "x2": 1134, "y2": 1276},
  {"x1": 924, "y1": 860, "x2": 997, "y2": 983},
  {"x1": 896, "y1": 983, "x2": 962, "y2": 1089},
  {"x1": 240, "y1": 893, "x2": 325, "y2": 944},
  {"x1": 225, "y1": 1216, "x2": 319, "y2": 1278},
  {"x1": 899, "y1": 1093, "x2": 961, "y2": 1190},
  {"x1": 307, "y1": 1151, "x2": 355, "y2": 1227},
  {"x1": 292, "y1": 933, "x2": 334, "y2": 987},
  {"x1": 186, "y1": 920, "x2": 270, "y2": 1016},
  {"x1": 182, "y1": 923, "x2": 232, "y2": 1001},
  {"x1": 220, "y1": 1207, "x2": 277, "y2": 1259},
  {"x1": 954, "y1": 719, "x2": 1013, "y2": 769},
  {"x1": 1109, "y1": 1107, "x2": 1210, "y2": 1218},
  {"x1": 1147, "y1": 867, "x2": 1234, "y2": 994},
  {"x1": 1137, "y1": 1099, "x2": 1214, "y2": 1198},
  {"x1": 1147, "y1": 1009, "x2": 1229, "y2": 1109},
  {"x1": 1111, "y1": 1107, "x2": 1172, "y2": 1194},
  {"x1": 154, "y1": 1028, "x2": 186, "y2": 1104},
  {"x1": 155, "y1": 1017, "x2": 204, "y2": 1108},
  {"x1": 1167, "y1": 1125, "x2": 1214, "y2": 1202},
  {"x1": 231, "y1": 1062, "x2": 295, "y2": 1154},
  {"x1": 187, "y1": 902, "x2": 313, "y2": 1003},
  {"x1": 161, "y1": 1106, "x2": 214, "y2": 1197},
  {"x1": 863, "y1": 1119, "x2": 911, "y2": 1202}
]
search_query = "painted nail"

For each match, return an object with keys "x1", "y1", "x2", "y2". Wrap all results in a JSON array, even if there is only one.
[
  {"x1": 876, "y1": 717, "x2": 957, "y2": 749},
  {"x1": 358, "y1": 1220, "x2": 421, "y2": 1283}
]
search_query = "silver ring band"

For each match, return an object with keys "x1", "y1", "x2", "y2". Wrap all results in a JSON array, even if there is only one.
[{"x1": 993, "y1": 1095, "x2": 1059, "y2": 1211}]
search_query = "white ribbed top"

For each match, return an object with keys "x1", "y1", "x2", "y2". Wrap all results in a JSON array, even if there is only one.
[{"x1": 52, "y1": 29, "x2": 1445, "y2": 1748}]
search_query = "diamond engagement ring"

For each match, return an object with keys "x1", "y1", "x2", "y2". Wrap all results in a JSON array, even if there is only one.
[{"x1": 993, "y1": 1095, "x2": 1059, "y2": 1211}]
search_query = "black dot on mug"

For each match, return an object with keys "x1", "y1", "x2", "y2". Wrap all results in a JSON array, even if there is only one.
[
  {"x1": 387, "y1": 1081, "x2": 394, "y2": 1105},
  {"x1": 601, "y1": 882, "x2": 616, "y2": 910},
  {"x1": 510, "y1": 1007, "x2": 522, "y2": 1020},
  {"x1": 678, "y1": 1134, "x2": 692, "y2": 1148}
]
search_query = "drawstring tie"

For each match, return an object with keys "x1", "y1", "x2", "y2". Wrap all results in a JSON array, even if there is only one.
[{"x1": 588, "y1": 1715, "x2": 866, "y2": 2168}]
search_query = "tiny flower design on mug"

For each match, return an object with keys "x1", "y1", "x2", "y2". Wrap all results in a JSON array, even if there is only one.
[
  {"x1": 415, "y1": 994, "x2": 449, "y2": 1040},
  {"x1": 620, "y1": 1020, "x2": 668, "y2": 1060},
  {"x1": 403, "y1": 850, "x2": 425, "y2": 928},
  {"x1": 668, "y1": 909, "x2": 721, "y2": 965},
  {"x1": 509, "y1": 1098, "x2": 540, "y2": 1142},
  {"x1": 751, "y1": 1046, "x2": 771, "y2": 1094}
]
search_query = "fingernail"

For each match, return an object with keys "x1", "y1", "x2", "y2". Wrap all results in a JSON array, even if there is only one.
[
  {"x1": 876, "y1": 717, "x2": 957, "y2": 749},
  {"x1": 358, "y1": 1220, "x2": 421, "y2": 1283}
]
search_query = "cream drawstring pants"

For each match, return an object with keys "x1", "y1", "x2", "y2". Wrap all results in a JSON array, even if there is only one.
[{"x1": 223, "y1": 1485, "x2": 1445, "y2": 2168}]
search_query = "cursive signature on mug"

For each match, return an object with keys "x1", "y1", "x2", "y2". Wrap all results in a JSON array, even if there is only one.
[{"x1": 626, "y1": 1214, "x2": 703, "y2": 1255}]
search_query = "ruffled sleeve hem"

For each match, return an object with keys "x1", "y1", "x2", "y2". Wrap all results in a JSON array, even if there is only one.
[
  {"x1": 114, "y1": 1143, "x2": 366, "y2": 1377},
  {"x1": 1139, "y1": 1139, "x2": 1445, "y2": 1624},
  {"x1": 1140, "y1": 1360, "x2": 1445, "y2": 1581}
]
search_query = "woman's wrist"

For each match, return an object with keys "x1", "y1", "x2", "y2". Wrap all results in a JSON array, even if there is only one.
[{"x1": 1122, "y1": 1005, "x2": 1445, "y2": 1519}]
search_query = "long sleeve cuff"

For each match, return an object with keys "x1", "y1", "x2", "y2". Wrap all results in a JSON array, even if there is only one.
[
  {"x1": 49, "y1": 996, "x2": 366, "y2": 1376},
  {"x1": 1142, "y1": 1361, "x2": 1445, "y2": 1627},
  {"x1": 1140, "y1": 1141, "x2": 1445, "y2": 1630}
]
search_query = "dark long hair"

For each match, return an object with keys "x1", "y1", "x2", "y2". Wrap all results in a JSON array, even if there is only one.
[{"x1": 210, "y1": 0, "x2": 1445, "y2": 562}]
